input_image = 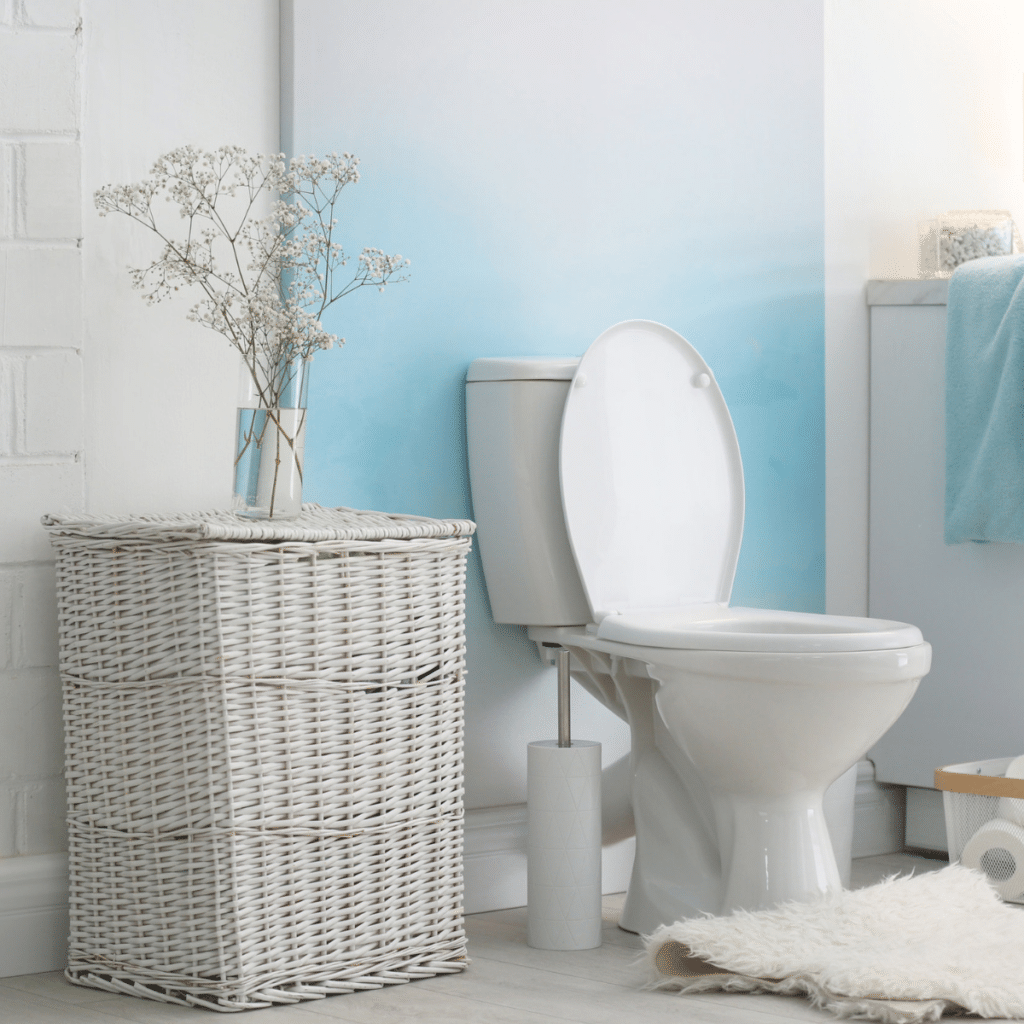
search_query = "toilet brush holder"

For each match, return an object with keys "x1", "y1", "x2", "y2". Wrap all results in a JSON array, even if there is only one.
[
  {"x1": 527, "y1": 739, "x2": 602, "y2": 949},
  {"x1": 527, "y1": 646, "x2": 602, "y2": 950}
]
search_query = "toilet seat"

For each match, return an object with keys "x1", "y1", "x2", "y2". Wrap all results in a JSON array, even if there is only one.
[
  {"x1": 559, "y1": 320, "x2": 744, "y2": 620},
  {"x1": 596, "y1": 604, "x2": 924, "y2": 654},
  {"x1": 559, "y1": 320, "x2": 924, "y2": 659}
]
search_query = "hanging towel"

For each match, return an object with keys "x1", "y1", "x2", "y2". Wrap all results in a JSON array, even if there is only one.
[{"x1": 945, "y1": 254, "x2": 1024, "y2": 544}]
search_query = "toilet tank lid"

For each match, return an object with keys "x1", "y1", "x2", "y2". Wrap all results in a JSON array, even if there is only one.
[{"x1": 466, "y1": 357, "x2": 580, "y2": 382}]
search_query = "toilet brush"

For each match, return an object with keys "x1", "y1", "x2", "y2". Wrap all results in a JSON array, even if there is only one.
[{"x1": 527, "y1": 645, "x2": 602, "y2": 950}]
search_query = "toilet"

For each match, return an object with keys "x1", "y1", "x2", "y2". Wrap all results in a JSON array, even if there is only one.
[{"x1": 466, "y1": 320, "x2": 931, "y2": 934}]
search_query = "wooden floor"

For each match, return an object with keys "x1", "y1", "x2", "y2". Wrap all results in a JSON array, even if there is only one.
[{"x1": 0, "y1": 853, "x2": 969, "y2": 1024}]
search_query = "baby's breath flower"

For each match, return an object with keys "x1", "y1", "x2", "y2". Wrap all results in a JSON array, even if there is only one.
[{"x1": 94, "y1": 146, "x2": 409, "y2": 412}]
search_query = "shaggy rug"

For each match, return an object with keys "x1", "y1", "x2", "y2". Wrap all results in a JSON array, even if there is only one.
[{"x1": 645, "y1": 865, "x2": 1024, "y2": 1022}]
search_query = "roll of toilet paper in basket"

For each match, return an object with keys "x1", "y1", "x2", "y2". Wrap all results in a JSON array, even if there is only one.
[
  {"x1": 997, "y1": 754, "x2": 1024, "y2": 827},
  {"x1": 961, "y1": 817, "x2": 1024, "y2": 900}
]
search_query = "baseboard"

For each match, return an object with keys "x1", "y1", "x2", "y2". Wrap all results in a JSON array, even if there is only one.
[
  {"x1": 2, "y1": 816, "x2": 627, "y2": 977},
  {"x1": 0, "y1": 852, "x2": 68, "y2": 978},
  {"x1": 904, "y1": 785, "x2": 948, "y2": 853},
  {"x1": 463, "y1": 803, "x2": 635, "y2": 914},
  {"x1": 852, "y1": 759, "x2": 906, "y2": 858},
  {"x1": 0, "y1": 783, "x2": 908, "y2": 978}
]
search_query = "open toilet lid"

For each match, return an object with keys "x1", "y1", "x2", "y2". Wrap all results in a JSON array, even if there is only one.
[{"x1": 560, "y1": 320, "x2": 744, "y2": 622}]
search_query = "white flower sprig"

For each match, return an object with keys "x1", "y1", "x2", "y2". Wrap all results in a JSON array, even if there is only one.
[{"x1": 94, "y1": 145, "x2": 409, "y2": 412}]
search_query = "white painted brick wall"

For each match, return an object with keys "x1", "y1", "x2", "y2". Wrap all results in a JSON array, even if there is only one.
[
  {"x1": 0, "y1": 790, "x2": 15, "y2": 858},
  {"x1": 0, "y1": 248, "x2": 83, "y2": 346},
  {"x1": 0, "y1": 565, "x2": 56, "y2": 669},
  {"x1": 0, "y1": 565, "x2": 57, "y2": 669},
  {"x1": 0, "y1": 0, "x2": 82, "y2": 862},
  {"x1": 21, "y1": 0, "x2": 79, "y2": 29},
  {"x1": 23, "y1": 142, "x2": 81, "y2": 238},
  {"x1": 0, "y1": 571, "x2": 13, "y2": 670},
  {"x1": 0, "y1": 353, "x2": 16, "y2": 451},
  {"x1": 12, "y1": 564, "x2": 58, "y2": 668},
  {"x1": 0, "y1": 33, "x2": 78, "y2": 133},
  {"x1": 24, "y1": 351, "x2": 84, "y2": 452},
  {"x1": 0, "y1": 461, "x2": 82, "y2": 581},
  {"x1": 0, "y1": 0, "x2": 279, "y2": 973},
  {"x1": 0, "y1": 145, "x2": 12, "y2": 238},
  {"x1": 0, "y1": 668, "x2": 65, "y2": 856},
  {"x1": 0, "y1": 353, "x2": 82, "y2": 454},
  {"x1": 0, "y1": 670, "x2": 63, "y2": 779}
]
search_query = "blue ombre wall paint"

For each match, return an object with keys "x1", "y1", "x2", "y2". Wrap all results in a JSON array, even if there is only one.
[{"x1": 287, "y1": 0, "x2": 824, "y2": 808}]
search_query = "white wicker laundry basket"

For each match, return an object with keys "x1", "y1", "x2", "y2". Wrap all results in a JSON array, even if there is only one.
[{"x1": 42, "y1": 505, "x2": 475, "y2": 1011}]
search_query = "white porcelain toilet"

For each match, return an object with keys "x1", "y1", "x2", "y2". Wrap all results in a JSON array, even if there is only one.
[{"x1": 466, "y1": 320, "x2": 931, "y2": 934}]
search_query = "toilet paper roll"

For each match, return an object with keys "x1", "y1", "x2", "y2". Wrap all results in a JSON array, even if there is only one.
[
  {"x1": 961, "y1": 817, "x2": 1024, "y2": 900},
  {"x1": 527, "y1": 739, "x2": 602, "y2": 950},
  {"x1": 997, "y1": 755, "x2": 1024, "y2": 827}
]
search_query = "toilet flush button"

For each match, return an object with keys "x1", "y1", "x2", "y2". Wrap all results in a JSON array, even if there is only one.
[{"x1": 693, "y1": 373, "x2": 711, "y2": 388}]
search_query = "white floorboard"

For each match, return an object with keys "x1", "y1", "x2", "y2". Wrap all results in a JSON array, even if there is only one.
[{"x1": 2, "y1": 853, "x2": 993, "y2": 1024}]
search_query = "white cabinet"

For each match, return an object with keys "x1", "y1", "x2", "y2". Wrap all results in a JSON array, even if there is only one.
[{"x1": 867, "y1": 279, "x2": 1024, "y2": 788}]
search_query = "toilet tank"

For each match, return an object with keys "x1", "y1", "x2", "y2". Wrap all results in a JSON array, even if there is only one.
[{"x1": 466, "y1": 357, "x2": 592, "y2": 626}]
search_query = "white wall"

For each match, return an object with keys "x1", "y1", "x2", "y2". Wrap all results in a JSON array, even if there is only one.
[
  {"x1": 824, "y1": 0, "x2": 1024, "y2": 615},
  {"x1": 82, "y1": 0, "x2": 280, "y2": 514},
  {"x1": 0, "y1": 0, "x2": 83, "y2": 871},
  {"x1": 0, "y1": 0, "x2": 279, "y2": 976}
]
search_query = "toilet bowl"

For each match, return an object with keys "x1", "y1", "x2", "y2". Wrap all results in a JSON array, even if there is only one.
[{"x1": 465, "y1": 320, "x2": 931, "y2": 933}]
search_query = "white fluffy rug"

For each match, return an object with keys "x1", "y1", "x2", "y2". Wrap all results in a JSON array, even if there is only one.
[{"x1": 645, "y1": 865, "x2": 1024, "y2": 1022}]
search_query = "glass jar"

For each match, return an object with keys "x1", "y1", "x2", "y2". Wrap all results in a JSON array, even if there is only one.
[{"x1": 919, "y1": 210, "x2": 1022, "y2": 278}]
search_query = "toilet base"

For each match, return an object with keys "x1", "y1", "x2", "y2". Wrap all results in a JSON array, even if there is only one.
[
  {"x1": 713, "y1": 790, "x2": 841, "y2": 915},
  {"x1": 527, "y1": 628, "x2": 925, "y2": 933}
]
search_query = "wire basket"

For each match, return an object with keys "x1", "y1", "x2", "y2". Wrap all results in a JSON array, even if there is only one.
[
  {"x1": 43, "y1": 505, "x2": 475, "y2": 1011},
  {"x1": 935, "y1": 757, "x2": 1024, "y2": 903}
]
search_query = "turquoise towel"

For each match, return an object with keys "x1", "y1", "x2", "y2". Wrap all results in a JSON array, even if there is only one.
[{"x1": 945, "y1": 255, "x2": 1024, "y2": 543}]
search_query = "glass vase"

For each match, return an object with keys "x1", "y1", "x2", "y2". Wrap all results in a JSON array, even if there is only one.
[{"x1": 232, "y1": 359, "x2": 310, "y2": 520}]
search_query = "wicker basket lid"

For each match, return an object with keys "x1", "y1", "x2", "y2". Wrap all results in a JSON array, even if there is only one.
[{"x1": 41, "y1": 504, "x2": 476, "y2": 542}]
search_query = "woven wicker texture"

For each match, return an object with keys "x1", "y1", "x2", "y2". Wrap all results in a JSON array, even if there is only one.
[
  {"x1": 46, "y1": 506, "x2": 474, "y2": 1011},
  {"x1": 42, "y1": 503, "x2": 476, "y2": 542}
]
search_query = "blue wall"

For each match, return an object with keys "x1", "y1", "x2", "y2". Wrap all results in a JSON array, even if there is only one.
[{"x1": 289, "y1": 0, "x2": 824, "y2": 806}]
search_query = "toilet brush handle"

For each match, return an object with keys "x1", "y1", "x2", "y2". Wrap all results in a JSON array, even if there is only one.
[{"x1": 557, "y1": 647, "x2": 571, "y2": 747}]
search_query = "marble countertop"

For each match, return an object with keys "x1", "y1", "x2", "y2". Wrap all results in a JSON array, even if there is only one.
[{"x1": 866, "y1": 279, "x2": 949, "y2": 306}]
